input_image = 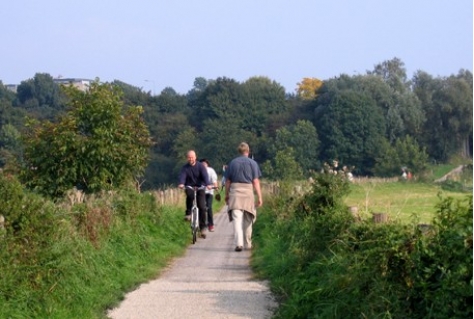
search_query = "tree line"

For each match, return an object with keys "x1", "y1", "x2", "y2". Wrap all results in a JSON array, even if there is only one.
[{"x1": 0, "y1": 57, "x2": 472, "y2": 193}]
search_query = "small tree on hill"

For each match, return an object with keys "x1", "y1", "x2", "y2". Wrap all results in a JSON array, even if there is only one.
[
  {"x1": 20, "y1": 80, "x2": 152, "y2": 198},
  {"x1": 374, "y1": 135, "x2": 429, "y2": 177}
]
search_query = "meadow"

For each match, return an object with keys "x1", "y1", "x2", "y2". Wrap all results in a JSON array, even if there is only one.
[{"x1": 345, "y1": 181, "x2": 468, "y2": 224}]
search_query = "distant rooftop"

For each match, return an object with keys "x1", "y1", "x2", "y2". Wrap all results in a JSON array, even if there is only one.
[
  {"x1": 54, "y1": 78, "x2": 94, "y2": 91},
  {"x1": 4, "y1": 78, "x2": 94, "y2": 93},
  {"x1": 5, "y1": 84, "x2": 18, "y2": 93}
]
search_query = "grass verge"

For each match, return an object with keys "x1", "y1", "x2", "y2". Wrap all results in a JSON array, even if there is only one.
[
  {"x1": 0, "y1": 185, "x2": 190, "y2": 319},
  {"x1": 251, "y1": 174, "x2": 472, "y2": 318}
]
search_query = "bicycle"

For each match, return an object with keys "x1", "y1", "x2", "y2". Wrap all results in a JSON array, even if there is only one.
[{"x1": 186, "y1": 185, "x2": 207, "y2": 244}]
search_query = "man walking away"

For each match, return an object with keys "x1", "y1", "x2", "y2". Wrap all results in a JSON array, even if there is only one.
[{"x1": 225, "y1": 142, "x2": 263, "y2": 251}]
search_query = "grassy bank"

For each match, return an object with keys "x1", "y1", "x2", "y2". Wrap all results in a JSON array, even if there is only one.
[
  {"x1": 251, "y1": 174, "x2": 472, "y2": 318},
  {"x1": 0, "y1": 174, "x2": 193, "y2": 319}
]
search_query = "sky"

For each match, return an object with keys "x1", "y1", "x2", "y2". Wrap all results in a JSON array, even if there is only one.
[{"x1": 2, "y1": 0, "x2": 472, "y2": 95}]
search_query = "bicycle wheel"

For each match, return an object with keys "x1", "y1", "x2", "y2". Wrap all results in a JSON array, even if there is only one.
[{"x1": 191, "y1": 207, "x2": 198, "y2": 244}]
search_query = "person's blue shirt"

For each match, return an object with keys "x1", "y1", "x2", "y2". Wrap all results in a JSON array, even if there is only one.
[{"x1": 226, "y1": 156, "x2": 261, "y2": 184}]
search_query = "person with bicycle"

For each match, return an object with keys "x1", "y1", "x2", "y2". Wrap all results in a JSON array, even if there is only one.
[
  {"x1": 225, "y1": 142, "x2": 263, "y2": 251},
  {"x1": 178, "y1": 150, "x2": 213, "y2": 238},
  {"x1": 199, "y1": 158, "x2": 218, "y2": 232}
]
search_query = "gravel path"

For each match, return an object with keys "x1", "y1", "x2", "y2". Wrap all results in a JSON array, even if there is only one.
[
  {"x1": 107, "y1": 206, "x2": 277, "y2": 319},
  {"x1": 434, "y1": 165, "x2": 466, "y2": 182}
]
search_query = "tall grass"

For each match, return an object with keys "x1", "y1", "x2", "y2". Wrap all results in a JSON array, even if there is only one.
[
  {"x1": 0, "y1": 174, "x2": 190, "y2": 319},
  {"x1": 251, "y1": 173, "x2": 472, "y2": 318}
]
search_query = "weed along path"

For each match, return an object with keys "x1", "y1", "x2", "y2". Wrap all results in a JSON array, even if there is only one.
[{"x1": 107, "y1": 206, "x2": 277, "y2": 319}]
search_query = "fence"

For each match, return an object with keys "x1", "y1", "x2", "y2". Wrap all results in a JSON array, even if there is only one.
[{"x1": 151, "y1": 188, "x2": 186, "y2": 207}]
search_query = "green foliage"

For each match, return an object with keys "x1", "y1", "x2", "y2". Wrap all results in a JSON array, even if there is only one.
[
  {"x1": 315, "y1": 88, "x2": 386, "y2": 175},
  {"x1": 0, "y1": 173, "x2": 57, "y2": 248},
  {"x1": 413, "y1": 70, "x2": 473, "y2": 161},
  {"x1": 240, "y1": 76, "x2": 289, "y2": 135},
  {"x1": 407, "y1": 196, "x2": 473, "y2": 318},
  {"x1": 374, "y1": 135, "x2": 429, "y2": 176},
  {"x1": 20, "y1": 81, "x2": 152, "y2": 197},
  {"x1": 439, "y1": 179, "x2": 472, "y2": 193},
  {"x1": 270, "y1": 120, "x2": 320, "y2": 174},
  {"x1": 4, "y1": 65, "x2": 471, "y2": 188},
  {"x1": 252, "y1": 175, "x2": 472, "y2": 318},
  {"x1": 15, "y1": 73, "x2": 67, "y2": 121},
  {"x1": 0, "y1": 123, "x2": 23, "y2": 169},
  {"x1": 0, "y1": 181, "x2": 189, "y2": 318},
  {"x1": 263, "y1": 147, "x2": 304, "y2": 181},
  {"x1": 301, "y1": 172, "x2": 351, "y2": 214},
  {"x1": 199, "y1": 117, "x2": 257, "y2": 169}
]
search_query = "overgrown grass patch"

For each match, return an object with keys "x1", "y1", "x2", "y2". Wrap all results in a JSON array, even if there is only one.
[
  {"x1": 0, "y1": 176, "x2": 190, "y2": 319},
  {"x1": 252, "y1": 173, "x2": 472, "y2": 319}
]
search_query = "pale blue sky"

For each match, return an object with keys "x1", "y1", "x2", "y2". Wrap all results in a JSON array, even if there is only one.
[{"x1": 2, "y1": 0, "x2": 472, "y2": 94}]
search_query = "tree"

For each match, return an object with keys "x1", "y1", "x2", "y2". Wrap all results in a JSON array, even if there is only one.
[
  {"x1": 296, "y1": 77, "x2": 323, "y2": 100},
  {"x1": 186, "y1": 77, "x2": 211, "y2": 106},
  {"x1": 0, "y1": 124, "x2": 22, "y2": 169},
  {"x1": 262, "y1": 147, "x2": 303, "y2": 181},
  {"x1": 193, "y1": 77, "x2": 243, "y2": 131},
  {"x1": 154, "y1": 87, "x2": 188, "y2": 113},
  {"x1": 367, "y1": 58, "x2": 425, "y2": 141},
  {"x1": 240, "y1": 76, "x2": 289, "y2": 136},
  {"x1": 315, "y1": 88, "x2": 386, "y2": 175},
  {"x1": 271, "y1": 120, "x2": 320, "y2": 174},
  {"x1": 20, "y1": 80, "x2": 152, "y2": 197},
  {"x1": 373, "y1": 135, "x2": 429, "y2": 177},
  {"x1": 199, "y1": 117, "x2": 257, "y2": 170},
  {"x1": 413, "y1": 70, "x2": 473, "y2": 161},
  {"x1": 16, "y1": 73, "x2": 66, "y2": 120},
  {"x1": 193, "y1": 76, "x2": 289, "y2": 137},
  {"x1": 171, "y1": 127, "x2": 200, "y2": 174},
  {"x1": 112, "y1": 79, "x2": 150, "y2": 107},
  {"x1": 433, "y1": 71, "x2": 473, "y2": 160}
]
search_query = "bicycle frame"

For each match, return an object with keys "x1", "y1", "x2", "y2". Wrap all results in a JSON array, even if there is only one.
[{"x1": 186, "y1": 185, "x2": 206, "y2": 244}]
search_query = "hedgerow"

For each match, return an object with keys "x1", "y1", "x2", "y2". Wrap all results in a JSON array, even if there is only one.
[{"x1": 252, "y1": 173, "x2": 472, "y2": 319}]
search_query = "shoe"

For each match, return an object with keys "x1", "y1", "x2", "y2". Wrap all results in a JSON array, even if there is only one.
[
  {"x1": 184, "y1": 215, "x2": 191, "y2": 221},
  {"x1": 200, "y1": 232, "x2": 207, "y2": 239},
  {"x1": 209, "y1": 225, "x2": 215, "y2": 232},
  {"x1": 235, "y1": 246, "x2": 243, "y2": 252}
]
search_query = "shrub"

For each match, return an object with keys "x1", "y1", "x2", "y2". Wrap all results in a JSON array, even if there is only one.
[
  {"x1": 408, "y1": 195, "x2": 473, "y2": 318},
  {"x1": 252, "y1": 172, "x2": 473, "y2": 318}
]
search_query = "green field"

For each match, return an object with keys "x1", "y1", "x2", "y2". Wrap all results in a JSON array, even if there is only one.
[{"x1": 345, "y1": 181, "x2": 469, "y2": 223}]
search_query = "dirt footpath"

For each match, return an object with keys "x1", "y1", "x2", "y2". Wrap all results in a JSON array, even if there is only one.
[{"x1": 107, "y1": 206, "x2": 277, "y2": 319}]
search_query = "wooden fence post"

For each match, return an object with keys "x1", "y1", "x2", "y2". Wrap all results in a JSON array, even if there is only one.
[
  {"x1": 348, "y1": 206, "x2": 361, "y2": 221},
  {"x1": 417, "y1": 223, "x2": 434, "y2": 235},
  {"x1": 372, "y1": 212, "x2": 389, "y2": 224}
]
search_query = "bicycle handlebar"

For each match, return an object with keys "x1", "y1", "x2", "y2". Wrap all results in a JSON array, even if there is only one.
[{"x1": 184, "y1": 185, "x2": 208, "y2": 190}]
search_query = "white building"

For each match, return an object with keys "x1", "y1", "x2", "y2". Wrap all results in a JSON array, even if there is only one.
[{"x1": 53, "y1": 78, "x2": 94, "y2": 91}]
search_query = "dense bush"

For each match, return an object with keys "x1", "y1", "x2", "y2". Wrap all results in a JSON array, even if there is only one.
[{"x1": 252, "y1": 173, "x2": 472, "y2": 318}]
